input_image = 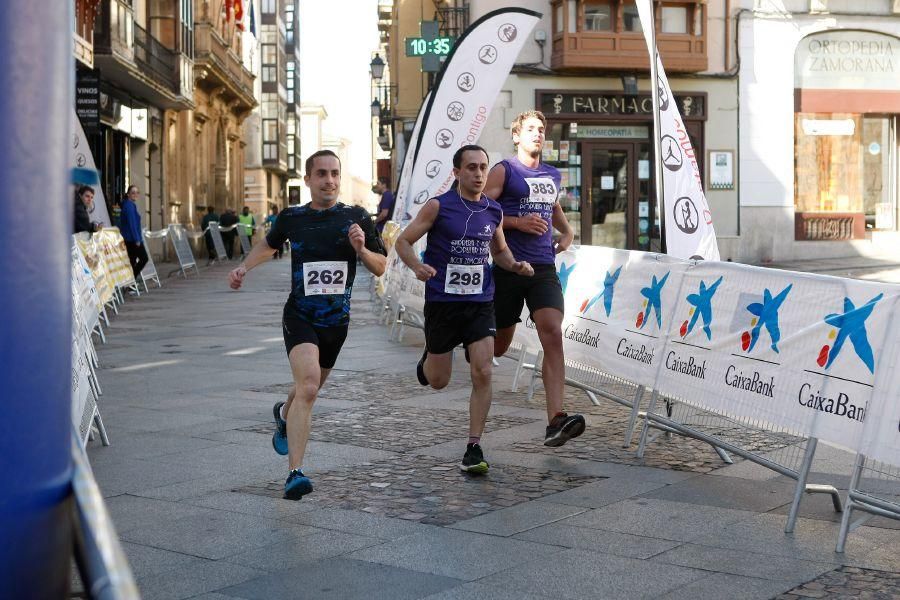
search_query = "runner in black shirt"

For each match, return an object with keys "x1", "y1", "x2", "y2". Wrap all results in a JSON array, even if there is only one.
[{"x1": 229, "y1": 150, "x2": 386, "y2": 499}]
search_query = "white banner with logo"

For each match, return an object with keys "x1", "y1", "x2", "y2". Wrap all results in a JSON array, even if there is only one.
[
  {"x1": 397, "y1": 8, "x2": 540, "y2": 223},
  {"x1": 512, "y1": 246, "x2": 900, "y2": 464},
  {"x1": 635, "y1": 0, "x2": 719, "y2": 261},
  {"x1": 393, "y1": 92, "x2": 429, "y2": 223},
  {"x1": 72, "y1": 109, "x2": 112, "y2": 227}
]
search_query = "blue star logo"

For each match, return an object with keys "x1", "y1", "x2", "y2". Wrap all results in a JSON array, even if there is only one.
[
  {"x1": 823, "y1": 293, "x2": 882, "y2": 374},
  {"x1": 582, "y1": 267, "x2": 622, "y2": 317},
  {"x1": 639, "y1": 271, "x2": 670, "y2": 329},
  {"x1": 557, "y1": 261, "x2": 576, "y2": 294},
  {"x1": 745, "y1": 284, "x2": 792, "y2": 353},
  {"x1": 685, "y1": 276, "x2": 723, "y2": 340}
]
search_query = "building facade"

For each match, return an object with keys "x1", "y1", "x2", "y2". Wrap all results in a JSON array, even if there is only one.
[
  {"x1": 733, "y1": 0, "x2": 900, "y2": 262},
  {"x1": 381, "y1": 0, "x2": 900, "y2": 261},
  {"x1": 381, "y1": 0, "x2": 739, "y2": 255},
  {"x1": 79, "y1": 0, "x2": 196, "y2": 231},
  {"x1": 244, "y1": 0, "x2": 302, "y2": 217},
  {"x1": 76, "y1": 0, "x2": 257, "y2": 231}
]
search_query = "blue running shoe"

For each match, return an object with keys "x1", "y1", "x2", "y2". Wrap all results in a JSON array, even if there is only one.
[
  {"x1": 284, "y1": 469, "x2": 313, "y2": 500},
  {"x1": 272, "y1": 401, "x2": 288, "y2": 456}
]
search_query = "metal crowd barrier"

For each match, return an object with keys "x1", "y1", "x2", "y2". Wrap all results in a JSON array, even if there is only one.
[
  {"x1": 513, "y1": 344, "x2": 840, "y2": 533},
  {"x1": 165, "y1": 224, "x2": 200, "y2": 278},
  {"x1": 636, "y1": 391, "x2": 841, "y2": 532},
  {"x1": 836, "y1": 455, "x2": 900, "y2": 552},
  {"x1": 139, "y1": 229, "x2": 162, "y2": 292},
  {"x1": 72, "y1": 437, "x2": 139, "y2": 599}
]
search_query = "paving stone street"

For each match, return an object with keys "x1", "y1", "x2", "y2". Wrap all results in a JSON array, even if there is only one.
[{"x1": 78, "y1": 258, "x2": 900, "y2": 600}]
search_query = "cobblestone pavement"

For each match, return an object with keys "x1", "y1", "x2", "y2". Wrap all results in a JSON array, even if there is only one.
[
  {"x1": 775, "y1": 566, "x2": 900, "y2": 599},
  {"x1": 500, "y1": 398, "x2": 802, "y2": 474},
  {"x1": 238, "y1": 406, "x2": 535, "y2": 452},
  {"x1": 248, "y1": 370, "x2": 468, "y2": 402},
  {"x1": 237, "y1": 456, "x2": 603, "y2": 526},
  {"x1": 80, "y1": 261, "x2": 900, "y2": 600}
]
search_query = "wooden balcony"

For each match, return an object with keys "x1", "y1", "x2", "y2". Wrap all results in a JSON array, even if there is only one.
[
  {"x1": 193, "y1": 22, "x2": 256, "y2": 113},
  {"x1": 550, "y1": 0, "x2": 707, "y2": 73}
]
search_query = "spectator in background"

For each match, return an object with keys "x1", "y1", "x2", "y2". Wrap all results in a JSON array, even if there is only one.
[
  {"x1": 74, "y1": 185, "x2": 102, "y2": 235},
  {"x1": 201, "y1": 205, "x2": 220, "y2": 264},
  {"x1": 374, "y1": 177, "x2": 395, "y2": 234},
  {"x1": 219, "y1": 208, "x2": 238, "y2": 260},
  {"x1": 264, "y1": 207, "x2": 283, "y2": 259},
  {"x1": 119, "y1": 185, "x2": 148, "y2": 278},
  {"x1": 238, "y1": 206, "x2": 257, "y2": 255}
]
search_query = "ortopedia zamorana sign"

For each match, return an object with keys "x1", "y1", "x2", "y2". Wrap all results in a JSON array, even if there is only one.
[{"x1": 795, "y1": 30, "x2": 900, "y2": 91}]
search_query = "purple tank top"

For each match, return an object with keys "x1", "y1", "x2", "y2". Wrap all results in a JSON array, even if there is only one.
[
  {"x1": 423, "y1": 189, "x2": 503, "y2": 303},
  {"x1": 494, "y1": 158, "x2": 561, "y2": 265}
]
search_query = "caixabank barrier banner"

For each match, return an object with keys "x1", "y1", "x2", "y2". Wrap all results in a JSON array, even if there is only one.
[
  {"x1": 94, "y1": 227, "x2": 136, "y2": 289},
  {"x1": 74, "y1": 233, "x2": 115, "y2": 306},
  {"x1": 511, "y1": 246, "x2": 900, "y2": 465}
]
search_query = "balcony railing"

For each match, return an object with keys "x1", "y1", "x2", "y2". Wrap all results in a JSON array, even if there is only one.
[
  {"x1": 550, "y1": 0, "x2": 707, "y2": 73},
  {"x1": 93, "y1": 0, "x2": 192, "y2": 107},
  {"x1": 134, "y1": 24, "x2": 178, "y2": 91},
  {"x1": 194, "y1": 22, "x2": 255, "y2": 108},
  {"x1": 94, "y1": 0, "x2": 134, "y2": 61}
]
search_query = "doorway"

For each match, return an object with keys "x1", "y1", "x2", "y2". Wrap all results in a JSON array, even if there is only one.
[{"x1": 580, "y1": 141, "x2": 657, "y2": 251}]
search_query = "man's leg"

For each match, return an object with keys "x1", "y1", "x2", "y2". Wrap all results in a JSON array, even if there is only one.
[
  {"x1": 493, "y1": 325, "x2": 516, "y2": 358},
  {"x1": 491, "y1": 268, "x2": 524, "y2": 358},
  {"x1": 533, "y1": 305, "x2": 586, "y2": 446},
  {"x1": 466, "y1": 336, "x2": 494, "y2": 438},
  {"x1": 533, "y1": 307, "x2": 565, "y2": 422},
  {"x1": 284, "y1": 343, "x2": 327, "y2": 471},
  {"x1": 422, "y1": 351, "x2": 453, "y2": 389},
  {"x1": 460, "y1": 335, "x2": 494, "y2": 474}
]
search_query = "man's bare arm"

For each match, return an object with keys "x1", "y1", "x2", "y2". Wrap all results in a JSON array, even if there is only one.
[{"x1": 396, "y1": 200, "x2": 439, "y2": 281}]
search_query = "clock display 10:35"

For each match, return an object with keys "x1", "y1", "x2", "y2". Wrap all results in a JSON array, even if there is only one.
[{"x1": 405, "y1": 37, "x2": 455, "y2": 57}]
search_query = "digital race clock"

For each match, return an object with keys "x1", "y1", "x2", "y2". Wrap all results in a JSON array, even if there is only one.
[{"x1": 405, "y1": 36, "x2": 455, "y2": 57}]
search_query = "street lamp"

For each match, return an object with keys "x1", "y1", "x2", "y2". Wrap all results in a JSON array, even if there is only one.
[
  {"x1": 371, "y1": 99, "x2": 381, "y2": 118},
  {"x1": 370, "y1": 54, "x2": 385, "y2": 81}
]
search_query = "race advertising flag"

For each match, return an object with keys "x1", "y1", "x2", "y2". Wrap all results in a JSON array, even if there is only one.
[
  {"x1": 392, "y1": 91, "x2": 430, "y2": 222},
  {"x1": 635, "y1": 0, "x2": 720, "y2": 261},
  {"x1": 398, "y1": 7, "x2": 541, "y2": 223},
  {"x1": 72, "y1": 109, "x2": 111, "y2": 227}
]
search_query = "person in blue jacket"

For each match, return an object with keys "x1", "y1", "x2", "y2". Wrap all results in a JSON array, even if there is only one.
[{"x1": 120, "y1": 185, "x2": 148, "y2": 278}]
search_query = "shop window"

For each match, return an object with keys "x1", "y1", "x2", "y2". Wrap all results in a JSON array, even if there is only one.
[{"x1": 794, "y1": 114, "x2": 897, "y2": 238}]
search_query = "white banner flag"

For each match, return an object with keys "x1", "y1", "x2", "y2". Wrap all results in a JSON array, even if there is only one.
[
  {"x1": 72, "y1": 109, "x2": 112, "y2": 227},
  {"x1": 393, "y1": 92, "x2": 429, "y2": 222},
  {"x1": 396, "y1": 8, "x2": 541, "y2": 223},
  {"x1": 635, "y1": 0, "x2": 719, "y2": 261}
]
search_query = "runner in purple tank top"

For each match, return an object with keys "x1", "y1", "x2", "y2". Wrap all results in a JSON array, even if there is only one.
[
  {"x1": 397, "y1": 145, "x2": 534, "y2": 474},
  {"x1": 484, "y1": 110, "x2": 586, "y2": 448}
]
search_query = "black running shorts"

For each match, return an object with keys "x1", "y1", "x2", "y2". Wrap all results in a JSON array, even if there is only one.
[
  {"x1": 423, "y1": 301, "x2": 496, "y2": 355},
  {"x1": 492, "y1": 263, "x2": 564, "y2": 330},
  {"x1": 282, "y1": 314, "x2": 348, "y2": 369}
]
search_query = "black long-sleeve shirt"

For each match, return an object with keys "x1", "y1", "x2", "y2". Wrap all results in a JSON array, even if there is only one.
[{"x1": 74, "y1": 199, "x2": 93, "y2": 234}]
